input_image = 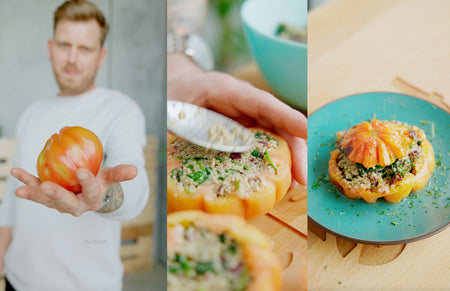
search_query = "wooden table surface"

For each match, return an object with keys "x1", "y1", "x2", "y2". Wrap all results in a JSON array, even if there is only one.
[
  {"x1": 308, "y1": 0, "x2": 450, "y2": 290},
  {"x1": 249, "y1": 186, "x2": 308, "y2": 291}
]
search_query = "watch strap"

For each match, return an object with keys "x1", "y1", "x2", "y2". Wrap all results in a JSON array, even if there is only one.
[{"x1": 167, "y1": 32, "x2": 214, "y2": 71}]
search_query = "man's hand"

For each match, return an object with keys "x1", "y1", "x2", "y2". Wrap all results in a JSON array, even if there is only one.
[
  {"x1": 11, "y1": 165, "x2": 137, "y2": 217},
  {"x1": 168, "y1": 54, "x2": 308, "y2": 185}
]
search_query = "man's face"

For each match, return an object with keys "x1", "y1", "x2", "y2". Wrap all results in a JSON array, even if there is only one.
[{"x1": 48, "y1": 19, "x2": 106, "y2": 97}]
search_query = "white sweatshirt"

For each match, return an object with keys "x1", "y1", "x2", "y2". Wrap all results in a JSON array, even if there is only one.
[{"x1": 0, "y1": 87, "x2": 149, "y2": 291}]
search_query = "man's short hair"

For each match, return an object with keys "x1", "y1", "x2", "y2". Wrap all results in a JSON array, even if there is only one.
[{"x1": 54, "y1": 0, "x2": 109, "y2": 46}]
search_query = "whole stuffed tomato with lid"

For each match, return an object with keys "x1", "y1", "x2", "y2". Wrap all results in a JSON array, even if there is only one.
[{"x1": 36, "y1": 126, "x2": 104, "y2": 194}]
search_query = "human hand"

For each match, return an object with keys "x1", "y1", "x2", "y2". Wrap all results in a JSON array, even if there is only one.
[
  {"x1": 168, "y1": 54, "x2": 307, "y2": 185},
  {"x1": 11, "y1": 165, "x2": 137, "y2": 216}
]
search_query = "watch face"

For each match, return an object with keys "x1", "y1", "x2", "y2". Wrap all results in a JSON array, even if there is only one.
[{"x1": 186, "y1": 34, "x2": 214, "y2": 71}]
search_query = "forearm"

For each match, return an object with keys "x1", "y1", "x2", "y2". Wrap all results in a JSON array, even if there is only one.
[
  {"x1": 96, "y1": 183, "x2": 124, "y2": 213},
  {"x1": 96, "y1": 166, "x2": 149, "y2": 221},
  {"x1": 0, "y1": 178, "x2": 19, "y2": 227},
  {"x1": 167, "y1": 53, "x2": 209, "y2": 103},
  {"x1": 97, "y1": 104, "x2": 149, "y2": 221},
  {"x1": 168, "y1": 53, "x2": 203, "y2": 82},
  {"x1": 167, "y1": 0, "x2": 208, "y2": 35}
]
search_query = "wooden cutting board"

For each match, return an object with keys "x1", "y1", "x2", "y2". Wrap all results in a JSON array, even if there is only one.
[
  {"x1": 308, "y1": 0, "x2": 450, "y2": 114},
  {"x1": 250, "y1": 185, "x2": 308, "y2": 291},
  {"x1": 308, "y1": 227, "x2": 450, "y2": 290}
]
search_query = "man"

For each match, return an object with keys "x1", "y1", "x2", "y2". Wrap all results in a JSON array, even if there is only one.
[{"x1": 0, "y1": 1, "x2": 149, "y2": 290}]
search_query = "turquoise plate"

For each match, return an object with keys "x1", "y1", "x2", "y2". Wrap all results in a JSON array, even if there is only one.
[{"x1": 308, "y1": 92, "x2": 450, "y2": 244}]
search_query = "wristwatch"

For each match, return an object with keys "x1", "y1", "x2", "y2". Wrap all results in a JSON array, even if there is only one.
[{"x1": 167, "y1": 32, "x2": 214, "y2": 71}]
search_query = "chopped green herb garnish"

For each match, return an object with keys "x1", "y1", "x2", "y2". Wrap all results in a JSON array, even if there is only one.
[
  {"x1": 195, "y1": 261, "x2": 215, "y2": 274},
  {"x1": 171, "y1": 168, "x2": 183, "y2": 182},
  {"x1": 234, "y1": 180, "x2": 240, "y2": 190},
  {"x1": 255, "y1": 132, "x2": 270, "y2": 139},
  {"x1": 168, "y1": 265, "x2": 181, "y2": 273},
  {"x1": 251, "y1": 149, "x2": 262, "y2": 158},
  {"x1": 264, "y1": 151, "x2": 277, "y2": 173},
  {"x1": 227, "y1": 240, "x2": 238, "y2": 254},
  {"x1": 175, "y1": 254, "x2": 190, "y2": 271},
  {"x1": 225, "y1": 169, "x2": 241, "y2": 174}
]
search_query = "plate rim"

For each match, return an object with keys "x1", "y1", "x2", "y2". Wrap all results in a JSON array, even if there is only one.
[
  {"x1": 307, "y1": 91, "x2": 450, "y2": 244},
  {"x1": 308, "y1": 215, "x2": 450, "y2": 245},
  {"x1": 309, "y1": 91, "x2": 450, "y2": 117}
]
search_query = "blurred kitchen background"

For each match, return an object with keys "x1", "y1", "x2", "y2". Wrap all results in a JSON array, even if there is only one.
[
  {"x1": 0, "y1": 0, "x2": 166, "y2": 290},
  {"x1": 202, "y1": 0, "x2": 328, "y2": 73}
]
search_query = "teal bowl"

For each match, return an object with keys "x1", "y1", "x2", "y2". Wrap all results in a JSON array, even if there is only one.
[{"x1": 241, "y1": 0, "x2": 307, "y2": 111}]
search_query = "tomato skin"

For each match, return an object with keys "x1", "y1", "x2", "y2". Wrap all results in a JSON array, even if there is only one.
[{"x1": 36, "y1": 126, "x2": 103, "y2": 193}]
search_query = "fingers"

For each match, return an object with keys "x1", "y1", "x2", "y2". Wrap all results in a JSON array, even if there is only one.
[
  {"x1": 199, "y1": 73, "x2": 308, "y2": 140},
  {"x1": 39, "y1": 182, "x2": 80, "y2": 214},
  {"x1": 12, "y1": 166, "x2": 137, "y2": 216},
  {"x1": 15, "y1": 181, "x2": 80, "y2": 215},
  {"x1": 289, "y1": 180, "x2": 300, "y2": 190},
  {"x1": 291, "y1": 138, "x2": 308, "y2": 186},
  {"x1": 277, "y1": 129, "x2": 308, "y2": 186},
  {"x1": 76, "y1": 168, "x2": 102, "y2": 202},
  {"x1": 113, "y1": 164, "x2": 138, "y2": 181},
  {"x1": 100, "y1": 165, "x2": 138, "y2": 185},
  {"x1": 169, "y1": 64, "x2": 307, "y2": 140},
  {"x1": 10, "y1": 168, "x2": 40, "y2": 187}
]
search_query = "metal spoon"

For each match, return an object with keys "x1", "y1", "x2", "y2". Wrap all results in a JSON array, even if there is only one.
[{"x1": 167, "y1": 101, "x2": 255, "y2": 152}]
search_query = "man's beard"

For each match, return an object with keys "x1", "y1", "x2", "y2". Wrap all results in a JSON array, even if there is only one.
[{"x1": 54, "y1": 66, "x2": 94, "y2": 96}]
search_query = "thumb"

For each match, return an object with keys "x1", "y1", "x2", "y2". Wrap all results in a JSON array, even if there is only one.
[
  {"x1": 109, "y1": 165, "x2": 138, "y2": 184},
  {"x1": 76, "y1": 168, "x2": 102, "y2": 200}
]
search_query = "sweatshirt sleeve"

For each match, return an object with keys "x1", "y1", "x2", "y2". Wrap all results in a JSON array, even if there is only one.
[
  {"x1": 96, "y1": 97, "x2": 150, "y2": 221},
  {"x1": 0, "y1": 177, "x2": 19, "y2": 227},
  {"x1": 0, "y1": 110, "x2": 29, "y2": 227}
]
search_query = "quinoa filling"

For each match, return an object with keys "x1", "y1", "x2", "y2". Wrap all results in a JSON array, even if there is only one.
[
  {"x1": 336, "y1": 139, "x2": 423, "y2": 193},
  {"x1": 168, "y1": 224, "x2": 251, "y2": 291},
  {"x1": 275, "y1": 23, "x2": 307, "y2": 43},
  {"x1": 169, "y1": 131, "x2": 278, "y2": 198}
]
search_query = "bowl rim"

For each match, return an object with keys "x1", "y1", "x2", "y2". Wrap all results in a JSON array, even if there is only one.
[{"x1": 240, "y1": 0, "x2": 307, "y2": 48}]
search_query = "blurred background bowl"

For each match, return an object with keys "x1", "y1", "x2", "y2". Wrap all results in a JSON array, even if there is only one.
[{"x1": 241, "y1": 0, "x2": 307, "y2": 111}]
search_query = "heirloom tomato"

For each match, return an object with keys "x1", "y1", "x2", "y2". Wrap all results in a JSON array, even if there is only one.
[{"x1": 36, "y1": 126, "x2": 103, "y2": 193}]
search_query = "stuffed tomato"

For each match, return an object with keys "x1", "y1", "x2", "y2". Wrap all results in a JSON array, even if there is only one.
[
  {"x1": 329, "y1": 119, "x2": 435, "y2": 203},
  {"x1": 167, "y1": 128, "x2": 292, "y2": 219},
  {"x1": 167, "y1": 210, "x2": 282, "y2": 291}
]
